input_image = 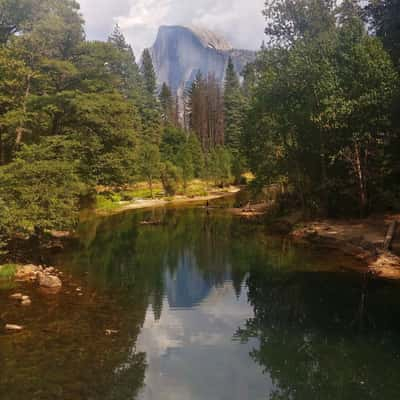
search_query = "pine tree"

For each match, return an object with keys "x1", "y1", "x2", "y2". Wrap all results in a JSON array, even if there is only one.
[
  {"x1": 108, "y1": 24, "x2": 130, "y2": 52},
  {"x1": 159, "y1": 82, "x2": 174, "y2": 123},
  {"x1": 224, "y1": 57, "x2": 244, "y2": 155},
  {"x1": 140, "y1": 49, "x2": 157, "y2": 97},
  {"x1": 108, "y1": 24, "x2": 143, "y2": 101}
]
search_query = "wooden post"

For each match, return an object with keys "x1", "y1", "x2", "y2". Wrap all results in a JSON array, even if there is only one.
[{"x1": 383, "y1": 221, "x2": 397, "y2": 251}]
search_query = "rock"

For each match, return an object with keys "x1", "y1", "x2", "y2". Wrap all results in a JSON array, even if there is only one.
[
  {"x1": 9, "y1": 293, "x2": 23, "y2": 300},
  {"x1": 45, "y1": 267, "x2": 55, "y2": 274},
  {"x1": 22, "y1": 295, "x2": 29, "y2": 301},
  {"x1": 150, "y1": 25, "x2": 255, "y2": 94},
  {"x1": 15, "y1": 264, "x2": 41, "y2": 282},
  {"x1": 5, "y1": 324, "x2": 23, "y2": 332},
  {"x1": 37, "y1": 272, "x2": 62, "y2": 289},
  {"x1": 21, "y1": 298, "x2": 32, "y2": 306},
  {"x1": 105, "y1": 329, "x2": 119, "y2": 336}
]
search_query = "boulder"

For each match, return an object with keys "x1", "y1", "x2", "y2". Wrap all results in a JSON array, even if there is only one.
[
  {"x1": 15, "y1": 265, "x2": 42, "y2": 282},
  {"x1": 37, "y1": 272, "x2": 62, "y2": 289}
]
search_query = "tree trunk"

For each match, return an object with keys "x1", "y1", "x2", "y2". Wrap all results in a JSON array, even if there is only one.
[
  {"x1": 15, "y1": 73, "x2": 32, "y2": 147},
  {"x1": 354, "y1": 143, "x2": 368, "y2": 217},
  {"x1": 384, "y1": 221, "x2": 397, "y2": 251},
  {"x1": 0, "y1": 132, "x2": 4, "y2": 165},
  {"x1": 149, "y1": 177, "x2": 154, "y2": 199}
]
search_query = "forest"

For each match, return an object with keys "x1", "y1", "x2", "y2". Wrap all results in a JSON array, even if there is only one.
[{"x1": 0, "y1": 0, "x2": 400, "y2": 252}]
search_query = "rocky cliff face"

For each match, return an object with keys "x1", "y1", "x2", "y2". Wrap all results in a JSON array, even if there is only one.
[{"x1": 150, "y1": 25, "x2": 256, "y2": 93}]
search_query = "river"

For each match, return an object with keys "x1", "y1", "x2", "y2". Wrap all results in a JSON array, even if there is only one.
[{"x1": 1, "y1": 196, "x2": 400, "y2": 399}]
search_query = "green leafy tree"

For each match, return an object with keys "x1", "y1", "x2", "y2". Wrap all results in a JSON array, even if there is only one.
[
  {"x1": 244, "y1": 0, "x2": 399, "y2": 215},
  {"x1": 138, "y1": 143, "x2": 161, "y2": 198},
  {"x1": 207, "y1": 146, "x2": 232, "y2": 187},
  {"x1": 366, "y1": 0, "x2": 400, "y2": 68},
  {"x1": 0, "y1": 158, "x2": 82, "y2": 237},
  {"x1": 160, "y1": 161, "x2": 181, "y2": 196}
]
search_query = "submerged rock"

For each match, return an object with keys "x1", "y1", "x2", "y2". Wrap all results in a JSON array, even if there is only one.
[
  {"x1": 5, "y1": 324, "x2": 23, "y2": 332},
  {"x1": 37, "y1": 272, "x2": 62, "y2": 289},
  {"x1": 9, "y1": 293, "x2": 23, "y2": 300},
  {"x1": 21, "y1": 298, "x2": 32, "y2": 306},
  {"x1": 15, "y1": 264, "x2": 42, "y2": 282},
  {"x1": 105, "y1": 329, "x2": 119, "y2": 336}
]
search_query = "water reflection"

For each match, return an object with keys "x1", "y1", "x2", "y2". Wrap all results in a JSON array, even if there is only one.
[
  {"x1": 137, "y1": 282, "x2": 271, "y2": 400},
  {"x1": 2, "y1": 203, "x2": 400, "y2": 399}
]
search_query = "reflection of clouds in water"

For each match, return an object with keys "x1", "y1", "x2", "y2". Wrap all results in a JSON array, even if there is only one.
[
  {"x1": 139, "y1": 306, "x2": 184, "y2": 357},
  {"x1": 199, "y1": 282, "x2": 251, "y2": 323},
  {"x1": 136, "y1": 282, "x2": 272, "y2": 400}
]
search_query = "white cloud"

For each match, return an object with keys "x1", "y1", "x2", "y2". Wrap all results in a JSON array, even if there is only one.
[{"x1": 78, "y1": 0, "x2": 265, "y2": 57}]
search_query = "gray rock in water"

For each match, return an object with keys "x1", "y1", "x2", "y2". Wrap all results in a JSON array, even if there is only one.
[
  {"x1": 37, "y1": 272, "x2": 62, "y2": 289},
  {"x1": 150, "y1": 25, "x2": 256, "y2": 94}
]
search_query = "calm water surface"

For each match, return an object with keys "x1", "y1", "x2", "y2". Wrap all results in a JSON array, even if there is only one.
[{"x1": 2, "y1": 197, "x2": 400, "y2": 399}]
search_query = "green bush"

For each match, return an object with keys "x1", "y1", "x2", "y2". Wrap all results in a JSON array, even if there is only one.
[{"x1": 161, "y1": 162, "x2": 181, "y2": 197}]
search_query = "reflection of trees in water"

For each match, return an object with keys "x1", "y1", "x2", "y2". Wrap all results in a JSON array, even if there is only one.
[
  {"x1": 51, "y1": 206, "x2": 400, "y2": 399},
  {"x1": 66, "y1": 207, "x2": 307, "y2": 315},
  {"x1": 236, "y1": 269, "x2": 400, "y2": 400}
]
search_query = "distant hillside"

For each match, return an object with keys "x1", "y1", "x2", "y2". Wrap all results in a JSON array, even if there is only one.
[{"x1": 150, "y1": 25, "x2": 256, "y2": 94}]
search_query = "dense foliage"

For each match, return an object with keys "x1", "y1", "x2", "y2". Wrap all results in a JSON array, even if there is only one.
[
  {"x1": 0, "y1": 0, "x2": 240, "y2": 252},
  {"x1": 243, "y1": 0, "x2": 400, "y2": 216},
  {"x1": 1, "y1": 0, "x2": 399, "y2": 252}
]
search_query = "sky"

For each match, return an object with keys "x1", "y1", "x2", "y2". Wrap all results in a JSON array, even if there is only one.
[{"x1": 78, "y1": 0, "x2": 266, "y2": 57}]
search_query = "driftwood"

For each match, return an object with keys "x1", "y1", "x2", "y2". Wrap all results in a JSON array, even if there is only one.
[
  {"x1": 383, "y1": 221, "x2": 397, "y2": 251},
  {"x1": 139, "y1": 220, "x2": 162, "y2": 226}
]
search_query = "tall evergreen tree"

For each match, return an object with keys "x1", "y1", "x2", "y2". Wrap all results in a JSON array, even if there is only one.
[
  {"x1": 107, "y1": 24, "x2": 143, "y2": 101},
  {"x1": 224, "y1": 57, "x2": 246, "y2": 180},
  {"x1": 224, "y1": 57, "x2": 243, "y2": 153},
  {"x1": 159, "y1": 82, "x2": 175, "y2": 123},
  {"x1": 140, "y1": 48, "x2": 157, "y2": 97}
]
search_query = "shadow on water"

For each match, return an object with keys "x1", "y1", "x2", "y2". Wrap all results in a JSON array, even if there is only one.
[{"x1": 2, "y1": 200, "x2": 400, "y2": 399}]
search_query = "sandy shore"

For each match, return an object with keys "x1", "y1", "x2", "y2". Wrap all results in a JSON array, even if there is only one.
[{"x1": 95, "y1": 186, "x2": 241, "y2": 216}]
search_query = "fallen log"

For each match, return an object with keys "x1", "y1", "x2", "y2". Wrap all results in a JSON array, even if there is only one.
[{"x1": 384, "y1": 221, "x2": 397, "y2": 251}]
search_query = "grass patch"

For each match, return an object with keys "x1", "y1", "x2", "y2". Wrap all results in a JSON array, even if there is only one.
[
  {"x1": 182, "y1": 181, "x2": 209, "y2": 197},
  {"x1": 0, "y1": 264, "x2": 17, "y2": 280},
  {"x1": 95, "y1": 195, "x2": 121, "y2": 211}
]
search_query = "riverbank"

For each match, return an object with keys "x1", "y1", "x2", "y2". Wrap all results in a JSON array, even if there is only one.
[
  {"x1": 289, "y1": 214, "x2": 400, "y2": 279},
  {"x1": 226, "y1": 201, "x2": 400, "y2": 279},
  {"x1": 94, "y1": 186, "x2": 241, "y2": 216}
]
